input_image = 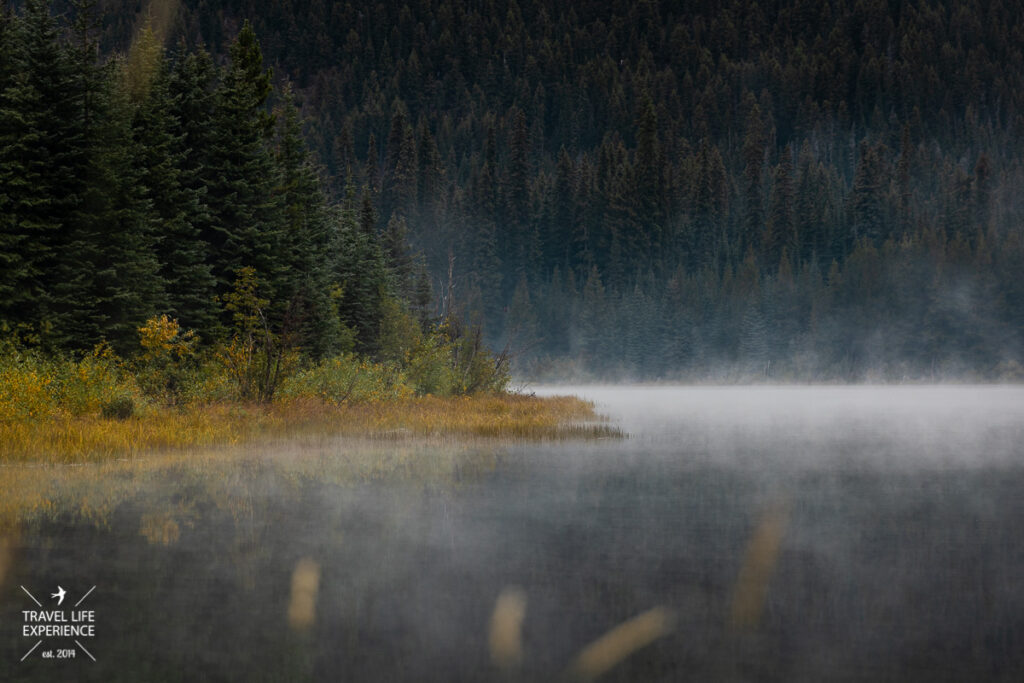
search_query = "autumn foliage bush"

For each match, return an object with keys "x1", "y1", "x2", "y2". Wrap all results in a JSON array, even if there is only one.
[
  {"x1": 0, "y1": 341, "x2": 141, "y2": 422},
  {"x1": 1, "y1": 304, "x2": 510, "y2": 424}
]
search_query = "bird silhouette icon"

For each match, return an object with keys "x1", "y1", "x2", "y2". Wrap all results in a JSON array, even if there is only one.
[{"x1": 51, "y1": 586, "x2": 66, "y2": 606}]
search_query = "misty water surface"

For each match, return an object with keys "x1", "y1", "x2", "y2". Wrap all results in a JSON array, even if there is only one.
[{"x1": 3, "y1": 385, "x2": 1024, "y2": 682}]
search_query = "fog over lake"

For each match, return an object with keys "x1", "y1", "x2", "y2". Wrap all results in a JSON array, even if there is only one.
[{"x1": 4, "y1": 385, "x2": 1024, "y2": 681}]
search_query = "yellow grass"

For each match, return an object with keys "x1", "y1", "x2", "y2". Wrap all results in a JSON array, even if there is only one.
[
  {"x1": 0, "y1": 393, "x2": 618, "y2": 463},
  {"x1": 0, "y1": 433, "x2": 512, "y2": 536},
  {"x1": 0, "y1": 392, "x2": 618, "y2": 536}
]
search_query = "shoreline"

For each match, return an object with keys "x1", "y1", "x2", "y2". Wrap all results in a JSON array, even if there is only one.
[{"x1": 0, "y1": 393, "x2": 619, "y2": 464}]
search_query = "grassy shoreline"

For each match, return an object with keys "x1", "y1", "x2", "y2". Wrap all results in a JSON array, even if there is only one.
[{"x1": 0, "y1": 393, "x2": 619, "y2": 463}]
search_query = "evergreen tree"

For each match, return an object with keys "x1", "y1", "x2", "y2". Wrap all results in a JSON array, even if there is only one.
[
  {"x1": 382, "y1": 213, "x2": 416, "y2": 297},
  {"x1": 633, "y1": 92, "x2": 662, "y2": 256},
  {"x1": 128, "y1": 28, "x2": 217, "y2": 341},
  {"x1": 0, "y1": 0, "x2": 96, "y2": 346},
  {"x1": 550, "y1": 146, "x2": 575, "y2": 271},
  {"x1": 0, "y1": 2, "x2": 42, "y2": 333},
  {"x1": 272, "y1": 85, "x2": 343, "y2": 357},
  {"x1": 764, "y1": 146, "x2": 795, "y2": 267},
  {"x1": 165, "y1": 41, "x2": 221, "y2": 337},
  {"x1": 741, "y1": 94, "x2": 767, "y2": 255},
  {"x1": 205, "y1": 21, "x2": 281, "y2": 305},
  {"x1": 333, "y1": 185, "x2": 389, "y2": 352},
  {"x1": 505, "y1": 107, "x2": 531, "y2": 277},
  {"x1": 416, "y1": 122, "x2": 443, "y2": 224},
  {"x1": 79, "y1": 54, "x2": 164, "y2": 351},
  {"x1": 3, "y1": 1, "x2": 1024, "y2": 380},
  {"x1": 852, "y1": 140, "x2": 887, "y2": 248}
]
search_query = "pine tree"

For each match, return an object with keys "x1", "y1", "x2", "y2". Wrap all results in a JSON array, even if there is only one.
[
  {"x1": 741, "y1": 94, "x2": 767, "y2": 255},
  {"x1": 764, "y1": 146, "x2": 795, "y2": 267},
  {"x1": 382, "y1": 213, "x2": 416, "y2": 296},
  {"x1": 416, "y1": 122, "x2": 443, "y2": 224},
  {"x1": 133, "y1": 48, "x2": 217, "y2": 339},
  {"x1": 634, "y1": 91, "x2": 662, "y2": 255},
  {"x1": 365, "y1": 132, "x2": 380, "y2": 196},
  {"x1": 382, "y1": 105, "x2": 411, "y2": 219},
  {"x1": 505, "y1": 272, "x2": 539, "y2": 362},
  {"x1": 0, "y1": 2, "x2": 39, "y2": 332},
  {"x1": 205, "y1": 21, "x2": 282, "y2": 307},
  {"x1": 691, "y1": 139, "x2": 728, "y2": 271},
  {"x1": 550, "y1": 146, "x2": 575, "y2": 271},
  {"x1": 273, "y1": 85, "x2": 343, "y2": 357},
  {"x1": 578, "y1": 265, "x2": 607, "y2": 362},
  {"x1": 165, "y1": 41, "x2": 221, "y2": 338},
  {"x1": 333, "y1": 184, "x2": 389, "y2": 353},
  {"x1": 391, "y1": 120, "x2": 418, "y2": 218},
  {"x1": 852, "y1": 140, "x2": 888, "y2": 247},
  {"x1": 359, "y1": 189, "x2": 377, "y2": 237},
  {"x1": 129, "y1": 29, "x2": 218, "y2": 340},
  {"x1": 505, "y1": 107, "x2": 531, "y2": 276},
  {"x1": 794, "y1": 140, "x2": 824, "y2": 263},
  {"x1": 83, "y1": 58, "x2": 165, "y2": 351},
  {"x1": 0, "y1": 0, "x2": 97, "y2": 346},
  {"x1": 471, "y1": 126, "x2": 503, "y2": 323},
  {"x1": 896, "y1": 124, "x2": 912, "y2": 238}
]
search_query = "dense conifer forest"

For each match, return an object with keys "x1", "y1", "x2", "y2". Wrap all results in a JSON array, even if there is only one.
[{"x1": 4, "y1": 0, "x2": 1024, "y2": 380}]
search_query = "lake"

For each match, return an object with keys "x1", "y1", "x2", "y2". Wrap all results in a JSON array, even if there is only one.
[{"x1": 3, "y1": 385, "x2": 1024, "y2": 681}]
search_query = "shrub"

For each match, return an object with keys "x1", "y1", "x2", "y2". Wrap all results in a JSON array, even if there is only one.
[
  {"x1": 53, "y1": 344, "x2": 138, "y2": 416},
  {"x1": 100, "y1": 395, "x2": 135, "y2": 420},
  {"x1": 135, "y1": 315, "x2": 198, "y2": 403},
  {"x1": 0, "y1": 345, "x2": 59, "y2": 421},
  {"x1": 406, "y1": 330, "x2": 459, "y2": 395},
  {"x1": 0, "y1": 342, "x2": 141, "y2": 421},
  {"x1": 278, "y1": 354, "x2": 412, "y2": 403},
  {"x1": 176, "y1": 357, "x2": 239, "y2": 404},
  {"x1": 405, "y1": 320, "x2": 510, "y2": 396},
  {"x1": 217, "y1": 267, "x2": 297, "y2": 402}
]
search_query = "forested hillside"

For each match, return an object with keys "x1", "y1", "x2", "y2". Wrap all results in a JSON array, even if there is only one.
[
  {"x1": 0, "y1": 0, "x2": 431, "y2": 361},
  {"x1": 8, "y1": 0, "x2": 1024, "y2": 380}
]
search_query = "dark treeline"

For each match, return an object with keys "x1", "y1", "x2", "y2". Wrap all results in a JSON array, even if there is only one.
[
  {"x1": 0, "y1": 0, "x2": 436, "y2": 366},
  {"x1": 10, "y1": 0, "x2": 1024, "y2": 380}
]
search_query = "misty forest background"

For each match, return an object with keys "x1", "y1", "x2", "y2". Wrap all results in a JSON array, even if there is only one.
[{"x1": 3, "y1": 0, "x2": 1024, "y2": 382}]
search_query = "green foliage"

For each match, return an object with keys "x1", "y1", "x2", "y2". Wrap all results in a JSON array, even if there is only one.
[
  {"x1": 406, "y1": 319, "x2": 510, "y2": 396},
  {"x1": 101, "y1": 0, "x2": 1019, "y2": 380},
  {"x1": 405, "y1": 329, "x2": 458, "y2": 396},
  {"x1": 278, "y1": 354, "x2": 410, "y2": 404},
  {"x1": 272, "y1": 86, "x2": 347, "y2": 358},
  {"x1": 100, "y1": 395, "x2": 135, "y2": 420},
  {"x1": 333, "y1": 187, "x2": 390, "y2": 352},
  {"x1": 216, "y1": 267, "x2": 296, "y2": 402},
  {"x1": 377, "y1": 294, "x2": 422, "y2": 364},
  {"x1": 7, "y1": 2, "x2": 1020, "y2": 381},
  {"x1": 204, "y1": 21, "x2": 281, "y2": 302},
  {"x1": 0, "y1": 340, "x2": 142, "y2": 421},
  {"x1": 132, "y1": 41, "x2": 219, "y2": 339}
]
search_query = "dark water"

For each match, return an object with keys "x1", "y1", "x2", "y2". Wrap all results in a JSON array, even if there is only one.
[{"x1": 3, "y1": 386, "x2": 1024, "y2": 681}]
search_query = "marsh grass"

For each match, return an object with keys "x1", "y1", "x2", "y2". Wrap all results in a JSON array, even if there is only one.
[
  {"x1": 0, "y1": 434, "x2": 484, "y2": 534},
  {"x1": 0, "y1": 393, "x2": 618, "y2": 463}
]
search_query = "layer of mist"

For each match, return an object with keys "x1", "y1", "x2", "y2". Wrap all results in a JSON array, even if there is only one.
[{"x1": 3, "y1": 386, "x2": 1024, "y2": 681}]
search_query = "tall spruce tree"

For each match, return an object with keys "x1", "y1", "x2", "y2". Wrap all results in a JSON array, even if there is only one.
[
  {"x1": 0, "y1": 0, "x2": 90, "y2": 346},
  {"x1": 130, "y1": 37, "x2": 218, "y2": 339},
  {"x1": 273, "y1": 86, "x2": 343, "y2": 357},
  {"x1": 205, "y1": 21, "x2": 282, "y2": 306},
  {"x1": 0, "y1": 2, "x2": 35, "y2": 332},
  {"x1": 165, "y1": 41, "x2": 221, "y2": 339},
  {"x1": 334, "y1": 185, "x2": 389, "y2": 352}
]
